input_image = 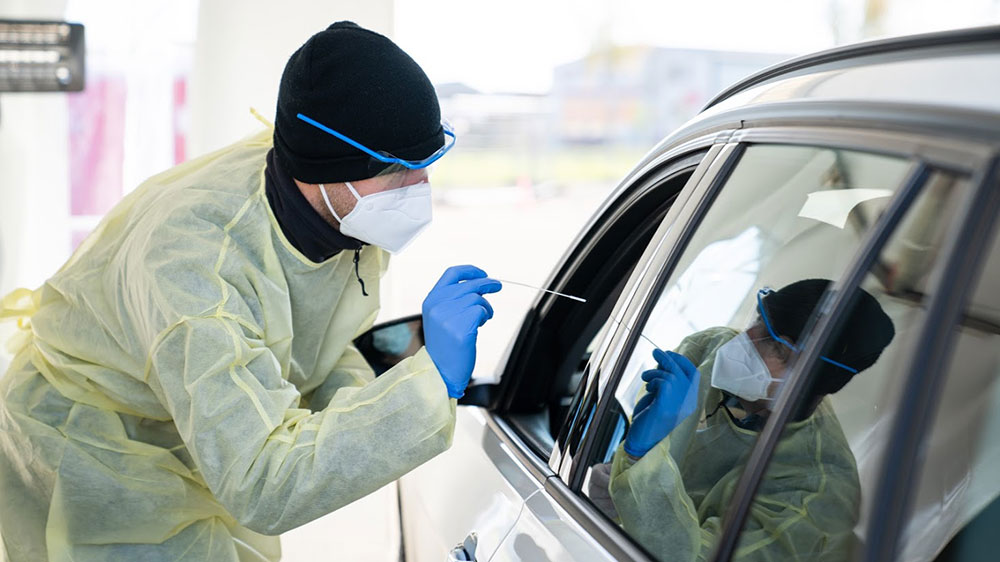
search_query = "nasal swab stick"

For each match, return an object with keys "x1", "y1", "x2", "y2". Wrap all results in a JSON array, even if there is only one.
[
  {"x1": 639, "y1": 333, "x2": 660, "y2": 349},
  {"x1": 493, "y1": 278, "x2": 587, "y2": 303}
]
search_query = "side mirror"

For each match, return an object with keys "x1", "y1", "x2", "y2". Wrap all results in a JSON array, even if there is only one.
[
  {"x1": 354, "y1": 314, "x2": 424, "y2": 377},
  {"x1": 353, "y1": 315, "x2": 497, "y2": 407}
]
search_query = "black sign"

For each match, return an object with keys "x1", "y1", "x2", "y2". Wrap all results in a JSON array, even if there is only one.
[{"x1": 0, "y1": 20, "x2": 85, "y2": 92}]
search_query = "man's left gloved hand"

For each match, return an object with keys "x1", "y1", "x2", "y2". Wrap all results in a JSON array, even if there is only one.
[
  {"x1": 422, "y1": 265, "x2": 502, "y2": 399},
  {"x1": 623, "y1": 349, "x2": 701, "y2": 458}
]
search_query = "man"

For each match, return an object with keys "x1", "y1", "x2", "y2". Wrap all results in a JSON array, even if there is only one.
[
  {"x1": 596, "y1": 280, "x2": 894, "y2": 561},
  {"x1": 0, "y1": 21, "x2": 500, "y2": 561}
]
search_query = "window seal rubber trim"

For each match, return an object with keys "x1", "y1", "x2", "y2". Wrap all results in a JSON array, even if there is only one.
[{"x1": 484, "y1": 410, "x2": 556, "y2": 484}]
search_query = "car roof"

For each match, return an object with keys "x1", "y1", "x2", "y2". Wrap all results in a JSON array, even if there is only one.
[
  {"x1": 605, "y1": 25, "x2": 1000, "y2": 223},
  {"x1": 703, "y1": 25, "x2": 1000, "y2": 114}
]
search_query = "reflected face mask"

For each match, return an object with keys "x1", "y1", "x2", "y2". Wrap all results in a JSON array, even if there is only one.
[
  {"x1": 372, "y1": 323, "x2": 414, "y2": 356},
  {"x1": 710, "y1": 332, "x2": 781, "y2": 402}
]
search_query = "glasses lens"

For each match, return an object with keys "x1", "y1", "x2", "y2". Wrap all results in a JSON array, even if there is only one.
[
  {"x1": 369, "y1": 164, "x2": 431, "y2": 190},
  {"x1": 370, "y1": 162, "x2": 409, "y2": 183},
  {"x1": 369, "y1": 121, "x2": 456, "y2": 172}
]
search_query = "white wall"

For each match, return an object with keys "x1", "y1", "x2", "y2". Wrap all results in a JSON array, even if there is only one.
[
  {"x1": 0, "y1": 0, "x2": 397, "y2": 346},
  {"x1": 0, "y1": 0, "x2": 72, "y2": 296},
  {"x1": 188, "y1": 0, "x2": 394, "y2": 158}
]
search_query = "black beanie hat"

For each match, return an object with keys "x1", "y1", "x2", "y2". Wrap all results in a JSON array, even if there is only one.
[
  {"x1": 760, "y1": 279, "x2": 895, "y2": 396},
  {"x1": 273, "y1": 21, "x2": 444, "y2": 183}
]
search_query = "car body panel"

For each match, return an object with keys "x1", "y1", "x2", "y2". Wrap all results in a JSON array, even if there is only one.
[
  {"x1": 705, "y1": 26, "x2": 1000, "y2": 110},
  {"x1": 399, "y1": 407, "x2": 542, "y2": 562},
  {"x1": 491, "y1": 490, "x2": 615, "y2": 562},
  {"x1": 709, "y1": 51, "x2": 1000, "y2": 117}
]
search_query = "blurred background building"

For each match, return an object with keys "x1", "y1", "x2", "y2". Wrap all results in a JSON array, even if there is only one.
[
  {"x1": 2, "y1": 0, "x2": 999, "y2": 560},
  {"x1": 552, "y1": 47, "x2": 786, "y2": 146}
]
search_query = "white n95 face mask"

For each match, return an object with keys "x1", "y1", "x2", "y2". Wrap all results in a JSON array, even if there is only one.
[
  {"x1": 319, "y1": 181, "x2": 433, "y2": 254},
  {"x1": 710, "y1": 332, "x2": 781, "y2": 402}
]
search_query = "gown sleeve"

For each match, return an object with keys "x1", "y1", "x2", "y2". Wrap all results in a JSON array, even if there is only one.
[{"x1": 145, "y1": 305, "x2": 455, "y2": 534}]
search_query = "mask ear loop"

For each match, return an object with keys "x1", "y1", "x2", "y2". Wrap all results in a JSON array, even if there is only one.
[
  {"x1": 317, "y1": 184, "x2": 343, "y2": 223},
  {"x1": 344, "y1": 181, "x2": 363, "y2": 201},
  {"x1": 320, "y1": 182, "x2": 366, "y2": 223}
]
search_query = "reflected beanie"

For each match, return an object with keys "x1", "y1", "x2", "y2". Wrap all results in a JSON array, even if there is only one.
[
  {"x1": 760, "y1": 279, "x2": 895, "y2": 396},
  {"x1": 273, "y1": 21, "x2": 444, "y2": 183}
]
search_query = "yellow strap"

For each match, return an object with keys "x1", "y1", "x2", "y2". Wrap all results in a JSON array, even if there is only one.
[
  {"x1": 0, "y1": 288, "x2": 38, "y2": 320},
  {"x1": 1, "y1": 288, "x2": 39, "y2": 356},
  {"x1": 249, "y1": 107, "x2": 274, "y2": 130}
]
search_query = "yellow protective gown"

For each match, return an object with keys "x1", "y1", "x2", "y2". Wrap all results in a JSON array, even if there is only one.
[
  {"x1": 609, "y1": 327, "x2": 860, "y2": 562},
  {"x1": 0, "y1": 128, "x2": 456, "y2": 562}
]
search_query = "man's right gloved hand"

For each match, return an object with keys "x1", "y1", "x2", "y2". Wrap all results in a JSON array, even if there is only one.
[
  {"x1": 422, "y1": 265, "x2": 502, "y2": 399},
  {"x1": 623, "y1": 349, "x2": 701, "y2": 458}
]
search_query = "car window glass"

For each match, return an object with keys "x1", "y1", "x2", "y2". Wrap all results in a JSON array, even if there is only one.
[
  {"x1": 721, "y1": 170, "x2": 967, "y2": 562},
  {"x1": 897, "y1": 229, "x2": 1000, "y2": 562},
  {"x1": 578, "y1": 143, "x2": 934, "y2": 561}
]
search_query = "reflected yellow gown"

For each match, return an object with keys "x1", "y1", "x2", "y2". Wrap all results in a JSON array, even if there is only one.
[{"x1": 610, "y1": 327, "x2": 860, "y2": 562}]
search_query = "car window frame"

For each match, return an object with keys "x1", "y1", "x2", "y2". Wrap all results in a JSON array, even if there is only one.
[
  {"x1": 553, "y1": 126, "x2": 994, "y2": 562},
  {"x1": 556, "y1": 138, "x2": 761, "y2": 495},
  {"x1": 490, "y1": 145, "x2": 718, "y2": 465},
  {"x1": 469, "y1": 141, "x2": 744, "y2": 562},
  {"x1": 456, "y1": 142, "x2": 727, "y2": 562},
  {"x1": 543, "y1": 143, "x2": 734, "y2": 478}
]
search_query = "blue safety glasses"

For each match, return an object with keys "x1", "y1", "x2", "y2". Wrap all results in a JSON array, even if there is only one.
[
  {"x1": 756, "y1": 288, "x2": 858, "y2": 374},
  {"x1": 296, "y1": 113, "x2": 456, "y2": 170}
]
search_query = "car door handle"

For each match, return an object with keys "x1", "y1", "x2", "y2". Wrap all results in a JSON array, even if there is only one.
[{"x1": 447, "y1": 532, "x2": 478, "y2": 562}]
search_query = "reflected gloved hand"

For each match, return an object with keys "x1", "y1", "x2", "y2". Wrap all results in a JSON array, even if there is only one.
[
  {"x1": 623, "y1": 349, "x2": 701, "y2": 458},
  {"x1": 422, "y1": 265, "x2": 502, "y2": 399}
]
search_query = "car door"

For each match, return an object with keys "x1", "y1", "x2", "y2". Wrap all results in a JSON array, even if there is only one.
[
  {"x1": 396, "y1": 144, "x2": 714, "y2": 562},
  {"x1": 531, "y1": 127, "x2": 995, "y2": 562}
]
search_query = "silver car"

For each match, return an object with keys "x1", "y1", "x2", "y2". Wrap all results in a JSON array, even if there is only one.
[{"x1": 357, "y1": 25, "x2": 1000, "y2": 562}]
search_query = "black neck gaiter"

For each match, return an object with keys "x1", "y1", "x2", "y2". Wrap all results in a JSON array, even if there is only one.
[{"x1": 264, "y1": 148, "x2": 363, "y2": 263}]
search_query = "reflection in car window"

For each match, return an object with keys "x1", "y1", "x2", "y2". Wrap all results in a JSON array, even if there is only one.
[
  {"x1": 579, "y1": 144, "x2": 956, "y2": 561},
  {"x1": 734, "y1": 171, "x2": 967, "y2": 562},
  {"x1": 897, "y1": 229, "x2": 1000, "y2": 562}
]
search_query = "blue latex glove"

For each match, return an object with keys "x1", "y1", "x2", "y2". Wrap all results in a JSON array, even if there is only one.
[
  {"x1": 423, "y1": 265, "x2": 502, "y2": 399},
  {"x1": 623, "y1": 348, "x2": 701, "y2": 458}
]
